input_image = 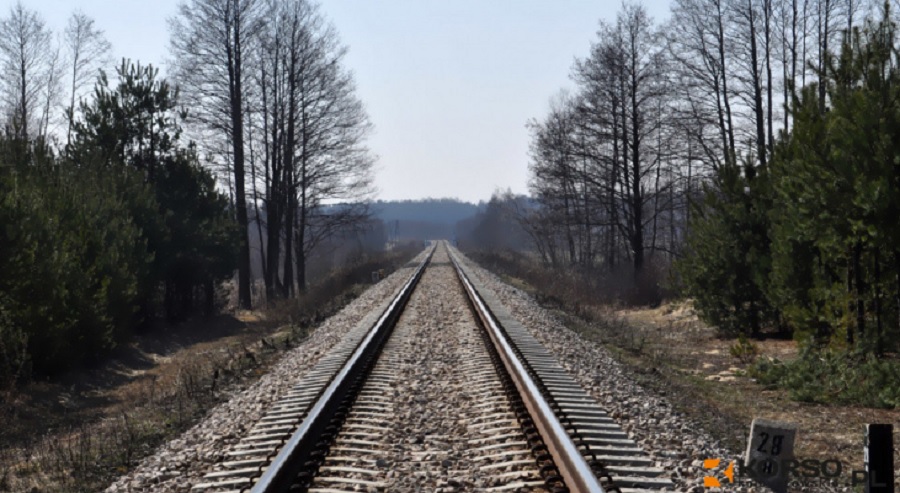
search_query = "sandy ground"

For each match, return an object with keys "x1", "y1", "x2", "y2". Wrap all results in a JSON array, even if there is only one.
[{"x1": 611, "y1": 301, "x2": 900, "y2": 473}]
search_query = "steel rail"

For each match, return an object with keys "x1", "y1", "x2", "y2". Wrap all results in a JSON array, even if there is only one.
[
  {"x1": 450, "y1": 250, "x2": 606, "y2": 493},
  {"x1": 250, "y1": 246, "x2": 434, "y2": 493}
]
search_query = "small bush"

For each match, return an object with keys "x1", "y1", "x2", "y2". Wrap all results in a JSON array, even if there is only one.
[
  {"x1": 749, "y1": 347, "x2": 900, "y2": 408},
  {"x1": 749, "y1": 355, "x2": 789, "y2": 388},
  {"x1": 729, "y1": 334, "x2": 760, "y2": 363}
]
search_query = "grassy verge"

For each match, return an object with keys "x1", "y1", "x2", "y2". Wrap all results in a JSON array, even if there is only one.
[{"x1": 0, "y1": 246, "x2": 419, "y2": 493}]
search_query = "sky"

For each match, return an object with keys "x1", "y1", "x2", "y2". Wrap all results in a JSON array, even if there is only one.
[{"x1": 13, "y1": 0, "x2": 671, "y2": 203}]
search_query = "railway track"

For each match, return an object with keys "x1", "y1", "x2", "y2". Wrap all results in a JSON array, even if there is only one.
[{"x1": 191, "y1": 242, "x2": 673, "y2": 492}]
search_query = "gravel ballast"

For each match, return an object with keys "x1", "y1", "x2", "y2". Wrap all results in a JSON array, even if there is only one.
[
  {"x1": 310, "y1": 247, "x2": 546, "y2": 492},
  {"x1": 106, "y1": 251, "x2": 429, "y2": 493},
  {"x1": 453, "y1": 248, "x2": 847, "y2": 493},
  {"x1": 107, "y1": 244, "x2": 850, "y2": 493}
]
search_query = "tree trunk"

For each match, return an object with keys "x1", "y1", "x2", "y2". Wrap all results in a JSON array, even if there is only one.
[
  {"x1": 853, "y1": 240, "x2": 865, "y2": 344},
  {"x1": 749, "y1": 299, "x2": 760, "y2": 337},
  {"x1": 296, "y1": 226, "x2": 306, "y2": 293},
  {"x1": 282, "y1": 191, "x2": 295, "y2": 297},
  {"x1": 650, "y1": 108, "x2": 662, "y2": 256},
  {"x1": 764, "y1": 0, "x2": 775, "y2": 151},
  {"x1": 717, "y1": 0, "x2": 736, "y2": 161},
  {"x1": 68, "y1": 51, "x2": 79, "y2": 147},
  {"x1": 259, "y1": 62, "x2": 272, "y2": 300},
  {"x1": 620, "y1": 63, "x2": 633, "y2": 268},
  {"x1": 818, "y1": 0, "x2": 831, "y2": 112},
  {"x1": 228, "y1": 3, "x2": 252, "y2": 310},
  {"x1": 847, "y1": 251, "x2": 855, "y2": 346},
  {"x1": 748, "y1": 0, "x2": 768, "y2": 169},
  {"x1": 204, "y1": 278, "x2": 215, "y2": 316},
  {"x1": 668, "y1": 163, "x2": 676, "y2": 260},
  {"x1": 265, "y1": 57, "x2": 283, "y2": 301},
  {"x1": 582, "y1": 151, "x2": 592, "y2": 266},
  {"x1": 874, "y1": 249, "x2": 882, "y2": 355},
  {"x1": 630, "y1": 43, "x2": 644, "y2": 278},
  {"x1": 19, "y1": 52, "x2": 28, "y2": 140},
  {"x1": 791, "y1": 0, "x2": 798, "y2": 103},
  {"x1": 563, "y1": 177, "x2": 577, "y2": 265},
  {"x1": 609, "y1": 98, "x2": 620, "y2": 272},
  {"x1": 297, "y1": 157, "x2": 308, "y2": 293},
  {"x1": 801, "y1": 0, "x2": 809, "y2": 87},
  {"x1": 250, "y1": 157, "x2": 266, "y2": 293},
  {"x1": 782, "y1": 20, "x2": 790, "y2": 131}
]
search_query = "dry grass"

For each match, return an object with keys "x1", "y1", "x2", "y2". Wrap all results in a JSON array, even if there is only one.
[
  {"x1": 0, "y1": 314, "x2": 301, "y2": 492},
  {"x1": 0, "y1": 247, "x2": 418, "y2": 493},
  {"x1": 611, "y1": 302, "x2": 900, "y2": 470}
]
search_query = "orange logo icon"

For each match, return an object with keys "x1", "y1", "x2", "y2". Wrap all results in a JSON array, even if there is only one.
[{"x1": 703, "y1": 458, "x2": 735, "y2": 487}]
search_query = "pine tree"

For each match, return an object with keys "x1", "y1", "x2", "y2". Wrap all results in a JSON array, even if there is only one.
[
  {"x1": 768, "y1": 6, "x2": 900, "y2": 352},
  {"x1": 677, "y1": 156, "x2": 775, "y2": 337},
  {"x1": 70, "y1": 60, "x2": 238, "y2": 323}
]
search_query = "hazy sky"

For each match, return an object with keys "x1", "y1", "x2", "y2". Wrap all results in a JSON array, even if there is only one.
[{"x1": 14, "y1": 0, "x2": 671, "y2": 203}]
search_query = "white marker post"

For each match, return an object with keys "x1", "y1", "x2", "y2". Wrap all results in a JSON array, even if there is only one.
[{"x1": 744, "y1": 418, "x2": 798, "y2": 493}]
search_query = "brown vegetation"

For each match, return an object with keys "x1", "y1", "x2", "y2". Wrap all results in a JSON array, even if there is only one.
[{"x1": 0, "y1": 247, "x2": 416, "y2": 493}]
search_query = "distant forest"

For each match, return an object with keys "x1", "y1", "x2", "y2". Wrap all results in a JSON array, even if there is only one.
[
  {"x1": 373, "y1": 198, "x2": 481, "y2": 225},
  {"x1": 372, "y1": 198, "x2": 482, "y2": 242}
]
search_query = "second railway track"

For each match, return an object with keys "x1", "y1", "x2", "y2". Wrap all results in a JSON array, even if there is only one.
[{"x1": 191, "y1": 242, "x2": 674, "y2": 493}]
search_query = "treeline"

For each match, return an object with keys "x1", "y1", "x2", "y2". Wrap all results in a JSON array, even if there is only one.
[
  {"x1": 524, "y1": 0, "x2": 900, "y2": 354},
  {"x1": 525, "y1": 0, "x2": 829, "y2": 274},
  {"x1": 0, "y1": 62, "x2": 237, "y2": 382},
  {"x1": 374, "y1": 199, "x2": 480, "y2": 226},
  {"x1": 373, "y1": 198, "x2": 481, "y2": 242}
]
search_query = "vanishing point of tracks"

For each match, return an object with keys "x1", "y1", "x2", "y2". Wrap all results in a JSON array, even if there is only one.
[{"x1": 191, "y1": 243, "x2": 674, "y2": 493}]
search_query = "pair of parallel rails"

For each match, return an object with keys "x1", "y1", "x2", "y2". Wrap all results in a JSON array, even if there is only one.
[{"x1": 191, "y1": 243, "x2": 672, "y2": 492}]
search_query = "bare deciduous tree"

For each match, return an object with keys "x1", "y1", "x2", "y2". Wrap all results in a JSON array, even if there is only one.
[
  {"x1": 63, "y1": 11, "x2": 111, "y2": 146},
  {"x1": 170, "y1": 0, "x2": 262, "y2": 309},
  {"x1": 173, "y1": 0, "x2": 375, "y2": 301},
  {"x1": 0, "y1": 1, "x2": 55, "y2": 141},
  {"x1": 524, "y1": 0, "x2": 877, "y2": 304},
  {"x1": 668, "y1": 0, "x2": 737, "y2": 169},
  {"x1": 261, "y1": 0, "x2": 374, "y2": 294}
]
